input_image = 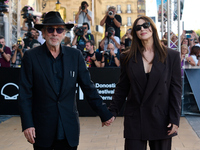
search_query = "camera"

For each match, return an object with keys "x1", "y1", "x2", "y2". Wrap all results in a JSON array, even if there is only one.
[
  {"x1": 185, "y1": 30, "x2": 193, "y2": 34},
  {"x1": 107, "y1": 30, "x2": 113, "y2": 38},
  {"x1": 81, "y1": 3, "x2": 85, "y2": 10},
  {"x1": 104, "y1": 50, "x2": 110, "y2": 56},
  {"x1": 25, "y1": 31, "x2": 33, "y2": 39},
  {"x1": 107, "y1": 28, "x2": 114, "y2": 38},
  {"x1": 74, "y1": 26, "x2": 86, "y2": 36},
  {"x1": 17, "y1": 39, "x2": 22, "y2": 49},
  {"x1": 108, "y1": 11, "x2": 113, "y2": 16},
  {"x1": 101, "y1": 50, "x2": 110, "y2": 56},
  {"x1": 0, "y1": 43, "x2": 2, "y2": 49},
  {"x1": 21, "y1": 6, "x2": 36, "y2": 29}
]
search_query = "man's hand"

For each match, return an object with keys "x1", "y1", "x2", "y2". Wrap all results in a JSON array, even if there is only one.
[
  {"x1": 108, "y1": 12, "x2": 114, "y2": 19},
  {"x1": 90, "y1": 53, "x2": 96, "y2": 61},
  {"x1": 82, "y1": 8, "x2": 87, "y2": 13},
  {"x1": 110, "y1": 49, "x2": 115, "y2": 56},
  {"x1": 105, "y1": 32, "x2": 108, "y2": 37},
  {"x1": 110, "y1": 35, "x2": 114, "y2": 40},
  {"x1": 102, "y1": 116, "x2": 115, "y2": 127},
  {"x1": 167, "y1": 123, "x2": 178, "y2": 135},
  {"x1": 78, "y1": 6, "x2": 82, "y2": 12},
  {"x1": 24, "y1": 127, "x2": 36, "y2": 144},
  {"x1": 0, "y1": 47, "x2": 3, "y2": 53}
]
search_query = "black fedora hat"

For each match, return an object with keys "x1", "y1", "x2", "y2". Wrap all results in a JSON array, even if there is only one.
[{"x1": 34, "y1": 11, "x2": 74, "y2": 31}]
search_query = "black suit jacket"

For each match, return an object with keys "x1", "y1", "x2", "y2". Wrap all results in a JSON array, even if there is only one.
[
  {"x1": 19, "y1": 43, "x2": 113, "y2": 147},
  {"x1": 109, "y1": 48, "x2": 182, "y2": 140}
]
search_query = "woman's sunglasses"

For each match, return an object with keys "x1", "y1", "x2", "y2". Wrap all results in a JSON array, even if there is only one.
[
  {"x1": 134, "y1": 22, "x2": 151, "y2": 31},
  {"x1": 46, "y1": 27, "x2": 65, "y2": 34}
]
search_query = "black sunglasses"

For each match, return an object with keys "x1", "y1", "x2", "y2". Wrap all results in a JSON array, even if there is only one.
[
  {"x1": 46, "y1": 27, "x2": 65, "y2": 34},
  {"x1": 134, "y1": 22, "x2": 151, "y2": 31}
]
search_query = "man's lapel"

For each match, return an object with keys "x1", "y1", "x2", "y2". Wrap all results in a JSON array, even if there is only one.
[
  {"x1": 36, "y1": 44, "x2": 58, "y2": 96},
  {"x1": 59, "y1": 46, "x2": 71, "y2": 96}
]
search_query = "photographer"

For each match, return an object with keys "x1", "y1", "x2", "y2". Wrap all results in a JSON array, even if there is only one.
[
  {"x1": 75, "y1": 1, "x2": 92, "y2": 33},
  {"x1": 121, "y1": 28, "x2": 132, "y2": 48},
  {"x1": 100, "y1": 6, "x2": 121, "y2": 38},
  {"x1": 99, "y1": 27, "x2": 120, "y2": 54},
  {"x1": 23, "y1": 28, "x2": 41, "y2": 49},
  {"x1": 0, "y1": 35, "x2": 11, "y2": 67},
  {"x1": 85, "y1": 40, "x2": 101, "y2": 68},
  {"x1": 101, "y1": 43, "x2": 120, "y2": 67},
  {"x1": 11, "y1": 38, "x2": 26, "y2": 68},
  {"x1": 21, "y1": 6, "x2": 45, "y2": 45},
  {"x1": 72, "y1": 22, "x2": 94, "y2": 51}
]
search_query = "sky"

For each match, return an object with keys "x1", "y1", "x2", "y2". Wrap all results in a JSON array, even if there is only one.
[{"x1": 182, "y1": 0, "x2": 200, "y2": 30}]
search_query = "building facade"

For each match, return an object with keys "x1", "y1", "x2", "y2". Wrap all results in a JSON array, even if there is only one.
[
  {"x1": 5, "y1": 0, "x2": 146, "y2": 48},
  {"x1": 100, "y1": 0, "x2": 146, "y2": 38}
]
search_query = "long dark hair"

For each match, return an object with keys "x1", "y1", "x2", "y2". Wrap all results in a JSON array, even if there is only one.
[
  {"x1": 190, "y1": 46, "x2": 200, "y2": 57},
  {"x1": 123, "y1": 16, "x2": 167, "y2": 64}
]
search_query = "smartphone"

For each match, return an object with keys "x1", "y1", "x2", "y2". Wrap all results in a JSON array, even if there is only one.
[
  {"x1": 185, "y1": 30, "x2": 193, "y2": 34},
  {"x1": 186, "y1": 35, "x2": 191, "y2": 38}
]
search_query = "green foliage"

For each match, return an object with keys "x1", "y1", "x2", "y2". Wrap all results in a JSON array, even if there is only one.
[{"x1": 194, "y1": 29, "x2": 200, "y2": 36}]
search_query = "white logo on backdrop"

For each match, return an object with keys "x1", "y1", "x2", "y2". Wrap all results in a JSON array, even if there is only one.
[{"x1": 1, "y1": 83, "x2": 19, "y2": 100}]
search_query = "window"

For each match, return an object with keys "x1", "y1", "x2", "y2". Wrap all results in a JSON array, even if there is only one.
[
  {"x1": 127, "y1": 4, "x2": 131, "y2": 13},
  {"x1": 127, "y1": 17, "x2": 132, "y2": 26},
  {"x1": 138, "y1": 1, "x2": 145, "y2": 13},
  {"x1": 117, "y1": 5, "x2": 122, "y2": 13}
]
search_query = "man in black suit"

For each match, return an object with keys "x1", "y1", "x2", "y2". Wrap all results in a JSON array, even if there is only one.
[{"x1": 19, "y1": 11, "x2": 114, "y2": 150}]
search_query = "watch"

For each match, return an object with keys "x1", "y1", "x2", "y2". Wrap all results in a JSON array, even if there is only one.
[{"x1": 1, "y1": 51, "x2": 4, "y2": 55}]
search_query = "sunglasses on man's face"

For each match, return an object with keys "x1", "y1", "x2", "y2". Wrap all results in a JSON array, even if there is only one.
[
  {"x1": 46, "y1": 27, "x2": 65, "y2": 34},
  {"x1": 134, "y1": 22, "x2": 151, "y2": 31}
]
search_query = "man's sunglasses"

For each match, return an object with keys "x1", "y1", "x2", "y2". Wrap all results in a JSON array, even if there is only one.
[
  {"x1": 46, "y1": 27, "x2": 65, "y2": 34},
  {"x1": 134, "y1": 22, "x2": 151, "y2": 31}
]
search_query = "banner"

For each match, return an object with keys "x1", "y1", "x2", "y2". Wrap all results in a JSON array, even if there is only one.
[{"x1": 0, "y1": 68, "x2": 124, "y2": 116}]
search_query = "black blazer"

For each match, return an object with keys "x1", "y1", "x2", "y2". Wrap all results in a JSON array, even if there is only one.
[
  {"x1": 109, "y1": 48, "x2": 182, "y2": 140},
  {"x1": 18, "y1": 43, "x2": 113, "y2": 147}
]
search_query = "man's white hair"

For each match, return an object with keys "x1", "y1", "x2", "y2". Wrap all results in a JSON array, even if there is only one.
[{"x1": 108, "y1": 6, "x2": 116, "y2": 11}]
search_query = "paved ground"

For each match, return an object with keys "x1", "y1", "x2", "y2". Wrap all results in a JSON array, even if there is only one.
[
  {"x1": 0, "y1": 116, "x2": 200, "y2": 150},
  {"x1": 186, "y1": 115, "x2": 200, "y2": 138}
]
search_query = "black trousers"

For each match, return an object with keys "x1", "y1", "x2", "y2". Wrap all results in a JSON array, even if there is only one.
[
  {"x1": 33, "y1": 139, "x2": 77, "y2": 150},
  {"x1": 125, "y1": 138, "x2": 172, "y2": 150}
]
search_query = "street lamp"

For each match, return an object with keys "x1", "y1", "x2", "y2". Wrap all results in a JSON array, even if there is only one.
[{"x1": 55, "y1": 0, "x2": 61, "y2": 11}]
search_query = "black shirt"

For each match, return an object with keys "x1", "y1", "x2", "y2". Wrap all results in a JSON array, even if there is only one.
[
  {"x1": 104, "y1": 52, "x2": 120, "y2": 67},
  {"x1": 105, "y1": 14, "x2": 122, "y2": 38},
  {"x1": 85, "y1": 52, "x2": 102, "y2": 67},
  {"x1": 45, "y1": 45, "x2": 65, "y2": 140}
]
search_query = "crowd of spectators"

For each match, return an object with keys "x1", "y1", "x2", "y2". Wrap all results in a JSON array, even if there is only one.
[
  {"x1": 1, "y1": 1, "x2": 200, "y2": 70},
  {"x1": 161, "y1": 30, "x2": 200, "y2": 77}
]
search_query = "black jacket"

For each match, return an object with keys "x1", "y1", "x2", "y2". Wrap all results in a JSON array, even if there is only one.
[
  {"x1": 19, "y1": 43, "x2": 113, "y2": 147},
  {"x1": 109, "y1": 48, "x2": 182, "y2": 140}
]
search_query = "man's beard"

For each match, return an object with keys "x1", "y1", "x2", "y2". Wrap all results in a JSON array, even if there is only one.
[{"x1": 48, "y1": 37, "x2": 60, "y2": 46}]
